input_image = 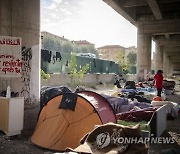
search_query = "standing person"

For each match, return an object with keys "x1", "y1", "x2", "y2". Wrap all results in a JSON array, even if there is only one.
[
  {"x1": 154, "y1": 70, "x2": 164, "y2": 97},
  {"x1": 114, "y1": 74, "x2": 121, "y2": 88}
]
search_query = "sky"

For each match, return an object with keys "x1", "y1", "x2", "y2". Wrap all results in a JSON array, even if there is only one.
[{"x1": 41, "y1": 0, "x2": 138, "y2": 48}]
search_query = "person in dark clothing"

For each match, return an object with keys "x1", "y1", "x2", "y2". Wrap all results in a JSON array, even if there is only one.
[
  {"x1": 114, "y1": 74, "x2": 122, "y2": 88},
  {"x1": 154, "y1": 70, "x2": 164, "y2": 97}
]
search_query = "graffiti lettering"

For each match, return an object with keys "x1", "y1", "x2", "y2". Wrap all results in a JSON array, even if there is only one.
[
  {"x1": 1, "y1": 56, "x2": 24, "y2": 75},
  {"x1": 22, "y1": 48, "x2": 32, "y2": 61},
  {"x1": 0, "y1": 54, "x2": 14, "y2": 59},
  {"x1": 2, "y1": 59, "x2": 24, "y2": 67},
  {"x1": 1, "y1": 67, "x2": 21, "y2": 74},
  {"x1": 21, "y1": 47, "x2": 32, "y2": 102},
  {"x1": 0, "y1": 36, "x2": 22, "y2": 77},
  {"x1": 0, "y1": 38, "x2": 20, "y2": 45}
]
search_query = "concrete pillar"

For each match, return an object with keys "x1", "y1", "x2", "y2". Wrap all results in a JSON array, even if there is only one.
[
  {"x1": 155, "y1": 43, "x2": 163, "y2": 72},
  {"x1": 0, "y1": 0, "x2": 40, "y2": 102},
  {"x1": 163, "y1": 52, "x2": 169, "y2": 77},
  {"x1": 168, "y1": 60, "x2": 173, "y2": 76},
  {"x1": 137, "y1": 26, "x2": 152, "y2": 81}
]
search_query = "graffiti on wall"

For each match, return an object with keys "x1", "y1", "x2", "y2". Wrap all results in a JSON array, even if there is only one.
[
  {"x1": 0, "y1": 36, "x2": 22, "y2": 77},
  {"x1": 21, "y1": 47, "x2": 32, "y2": 102},
  {"x1": 0, "y1": 55, "x2": 24, "y2": 74}
]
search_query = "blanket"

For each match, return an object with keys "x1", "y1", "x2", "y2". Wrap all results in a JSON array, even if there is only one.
[
  {"x1": 102, "y1": 94, "x2": 152, "y2": 114},
  {"x1": 116, "y1": 108, "x2": 157, "y2": 122}
]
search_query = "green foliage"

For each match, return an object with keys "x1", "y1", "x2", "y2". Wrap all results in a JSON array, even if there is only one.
[
  {"x1": 121, "y1": 64, "x2": 130, "y2": 74},
  {"x1": 43, "y1": 37, "x2": 62, "y2": 52},
  {"x1": 69, "y1": 53, "x2": 89, "y2": 86},
  {"x1": 62, "y1": 42, "x2": 74, "y2": 54},
  {"x1": 116, "y1": 51, "x2": 130, "y2": 74},
  {"x1": 116, "y1": 51, "x2": 125, "y2": 65},
  {"x1": 42, "y1": 35, "x2": 99, "y2": 57},
  {"x1": 127, "y1": 52, "x2": 137, "y2": 66},
  {"x1": 40, "y1": 69, "x2": 50, "y2": 80}
]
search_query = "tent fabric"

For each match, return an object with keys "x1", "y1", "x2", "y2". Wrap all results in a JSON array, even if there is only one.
[
  {"x1": 77, "y1": 91, "x2": 117, "y2": 124},
  {"x1": 40, "y1": 86, "x2": 72, "y2": 111},
  {"x1": 32, "y1": 92, "x2": 116, "y2": 151}
]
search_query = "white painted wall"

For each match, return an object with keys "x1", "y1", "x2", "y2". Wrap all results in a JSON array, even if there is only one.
[{"x1": 30, "y1": 45, "x2": 40, "y2": 100}]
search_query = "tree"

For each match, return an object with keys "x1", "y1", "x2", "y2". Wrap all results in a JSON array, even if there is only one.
[
  {"x1": 43, "y1": 37, "x2": 62, "y2": 52},
  {"x1": 116, "y1": 51, "x2": 130, "y2": 74},
  {"x1": 116, "y1": 51, "x2": 125, "y2": 65},
  {"x1": 69, "y1": 53, "x2": 89, "y2": 86},
  {"x1": 127, "y1": 52, "x2": 137, "y2": 66},
  {"x1": 62, "y1": 42, "x2": 74, "y2": 54}
]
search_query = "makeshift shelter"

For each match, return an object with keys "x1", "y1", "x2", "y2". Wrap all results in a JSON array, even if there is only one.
[
  {"x1": 31, "y1": 91, "x2": 116, "y2": 151},
  {"x1": 77, "y1": 90, "x2": 117, "y2": 124},
  {"x1": 40, "y1": 86, "x2": 72, "y2": 111}
]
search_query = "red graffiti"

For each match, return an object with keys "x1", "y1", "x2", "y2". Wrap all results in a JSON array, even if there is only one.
[
  {"x1": 1, "y1": 67, "x2": 22, "y2": 74},
  {"x1": 1, "y1": 59, "x2": 24, "y2": 74},
  {"x1": 0, "y1": 38, "x2": 20, "y2": 45},
  {"x1": 2, "y1": 59, "x2": 24, "y2": 67},
  {"x1": 0, "y1": 54, "x2": 14, "y2": 59}
]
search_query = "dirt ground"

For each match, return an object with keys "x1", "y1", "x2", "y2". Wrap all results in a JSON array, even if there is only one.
[{"x1": 0, "y1": 82, "x2": 180, "y2": 154}]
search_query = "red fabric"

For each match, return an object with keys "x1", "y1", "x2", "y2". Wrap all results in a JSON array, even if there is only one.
[
  {"x1": 154, "y1": 73, "x2": 163, "y2": 88},
  {"x1": 116, "y1": 108, "x2": 157, "y2": 122}
]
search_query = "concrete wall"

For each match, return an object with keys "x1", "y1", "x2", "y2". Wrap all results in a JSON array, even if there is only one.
[
  {"x1": 41, "y1": 73, "x2": 139, "y2": 87},
  {"x1": 0, "y1": 0, "x2": 40, "y2": 102},
  {"x1": 41, "y1": 74, "x2": 116, "y2": 87}
]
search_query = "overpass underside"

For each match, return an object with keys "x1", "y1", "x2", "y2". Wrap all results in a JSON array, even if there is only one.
[{"x1": 103, "y1": 0, "x2": 180, "y2": 79}]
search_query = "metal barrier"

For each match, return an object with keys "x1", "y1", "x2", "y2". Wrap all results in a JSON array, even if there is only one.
[{"x1": 41, "y1": 50, "x2": 137, "y2": 74}]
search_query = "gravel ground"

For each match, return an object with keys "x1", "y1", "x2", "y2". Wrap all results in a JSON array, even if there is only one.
[{"x1": 0, "y1": 82, "x2": 180, "y2": 154}]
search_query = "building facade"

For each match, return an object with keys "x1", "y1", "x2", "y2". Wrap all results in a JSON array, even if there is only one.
[{"x1": 97, "y1": 45, "x2": 126, "y2": 62}]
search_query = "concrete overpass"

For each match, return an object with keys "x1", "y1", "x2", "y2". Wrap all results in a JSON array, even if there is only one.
[
  {"x1": 103, "y1": 0, "x2": 180, "y2": 79},
  {"x1": 0, "y1": 0, "x2": 179, "y2": 103}
]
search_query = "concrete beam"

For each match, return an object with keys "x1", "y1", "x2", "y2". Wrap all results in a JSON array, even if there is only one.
[
  {"x1": 123, "y1": 0, "x2": 180, "y2": 7},
  {"x1": 103, "y1": 0, "x2": 136, "y2": 24},
  {"x1": 173, "y1": 62, "x2": 180, "y2": 65},
  {"x1": 170, "y1": 56, "x2": 180, "y2": 59},
  {"x1": 156, "y1": 38, "x2": 180, "y2": 47},
  {"x1": 138, "y1": 19, "x2": 180, "y2": 34},
  {"x1": 164, "y1": 46, "x2": 180, "y2": 52},
  {"x1": 123, "y1": 0, "x2": 147, "y2": 7},
  {"x1": 167, "y1": 52, "x2": 180, "y2": 59},
  {"x1": 173, "y1": 66, "x2": 180, "y2": 69},
  {"x1": 147, "y1": 0, "x2": 162, "y2": 20},
  {"x1": 169, "y1": 56, "x2": 180, "y2": 62},
  {"x1": 173, "y1": 64, "x2": 180, "y2": 67}
]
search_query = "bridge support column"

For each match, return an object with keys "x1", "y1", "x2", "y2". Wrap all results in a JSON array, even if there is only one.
[
  {"x1": 163, "y1": 52, "x2": 170, "y2": 77},
  {"x1": 168, "y1": 60, "x2": 173, "y2": 76},
  {"x1": 155, "y1": 43, "x2": 163, "y2": 72},
  {"x1": 137, "y1": 27, "x2": 152, "y2": 81},
  {"x1": 0, "y1": 0, "x2": 40, "y2": 102}
]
